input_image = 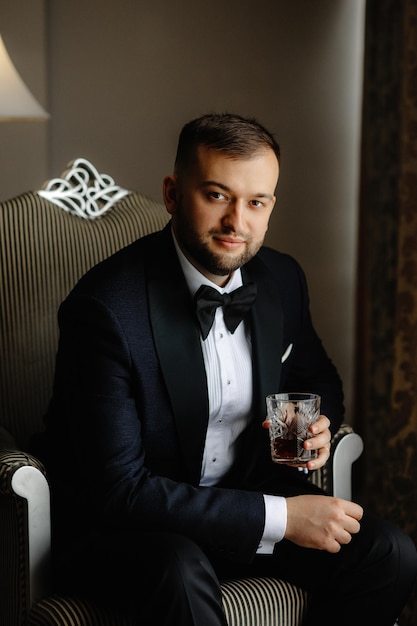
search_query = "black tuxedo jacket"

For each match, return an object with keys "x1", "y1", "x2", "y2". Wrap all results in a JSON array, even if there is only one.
[{"x1": 44, "y1": 224, "x2": 344, "y2": 564}]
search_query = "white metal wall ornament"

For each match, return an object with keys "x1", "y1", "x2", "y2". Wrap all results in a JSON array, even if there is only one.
[{"x1": 37, "y1": 157, "x2": 131, "y2": 219}]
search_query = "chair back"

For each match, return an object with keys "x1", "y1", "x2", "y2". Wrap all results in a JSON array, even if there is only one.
[{"x1": 0, "y1": 158, "x2": 169, "y2": 449}]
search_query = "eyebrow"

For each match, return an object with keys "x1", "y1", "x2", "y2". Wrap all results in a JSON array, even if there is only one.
[{"x1": 201, "y1": 180, "x2": 274, "y2": 201}]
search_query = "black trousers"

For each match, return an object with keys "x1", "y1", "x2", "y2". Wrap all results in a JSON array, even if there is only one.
[{"x1": 56, "y1": 512, "x2": 417, "y2": 626}]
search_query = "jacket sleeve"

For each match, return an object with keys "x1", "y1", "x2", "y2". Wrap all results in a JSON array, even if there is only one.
[{"x1": 44, "y1": 290, "x2": 265, "y2": 565}]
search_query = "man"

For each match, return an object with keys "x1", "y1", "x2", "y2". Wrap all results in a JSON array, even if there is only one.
[{"x1": 43, "y1": 113, "x2": 417, "y2": 625}]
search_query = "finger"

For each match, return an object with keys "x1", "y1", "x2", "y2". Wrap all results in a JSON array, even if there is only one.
[
  {"x1": 304, "y1": 433, "x2": 331, "y2": 452},
  {"x1": 337, "y1": 530, "x2": 354, "y2": 545},
  {"x1": 310, "y1": 416, "x2": 330, "y2": 435},
  {"x1": 305, "y1": 448, "x2": 329, "y2": 470},
  {"x1": 325, "y1": 538, "x2": 343, "y2": 554},
  {"x1": 334, "y1": 499, "x2": 363, "y2": 523},
  {"x1": 321, "y1": 415, "x2": 331, "y2": 428},
  {"x1": 344, "y1": 501, "x2": 364, "y2": 521},
  {"x1": 317, "y1": 445, "x2": 331, "y2": 460},
  {"x1": 345, "y1": 517, "x2": 361, "y2": 535}
]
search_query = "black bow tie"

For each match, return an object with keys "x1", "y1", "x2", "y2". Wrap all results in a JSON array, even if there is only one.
[{"x1": 194, "y1": 282, "x2": 257, "y2": 340}]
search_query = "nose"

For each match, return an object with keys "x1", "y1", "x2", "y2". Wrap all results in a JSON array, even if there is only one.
[{"x1": 221, "y1": 199, "x2": 245, "y2": 232}]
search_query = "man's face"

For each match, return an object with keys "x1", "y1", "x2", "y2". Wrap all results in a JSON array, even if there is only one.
[{"x1": 163, "y1": 145, "x2": 279, "y2": 286}]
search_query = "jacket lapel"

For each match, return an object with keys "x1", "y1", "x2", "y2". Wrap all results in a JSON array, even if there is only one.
[
  {"x1": 243, "y1": 256, "x2": 284, "y2": 420},
  {"x1": 146, "y1": 227, "x2": 208, "y2": 483}
]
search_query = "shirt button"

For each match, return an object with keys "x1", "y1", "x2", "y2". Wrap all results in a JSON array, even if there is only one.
[
  {"x1": 226, "y1": 380, "x2": 231, "y2": 385},
  {"x1": 219, "y1": 332, "x2": 224, "y2": 338},
  {"x1": 212, "y1": 458, "x2": 216, "y2": 463}
]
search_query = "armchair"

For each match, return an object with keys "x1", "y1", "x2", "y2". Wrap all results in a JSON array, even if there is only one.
[{"x1": 0, "y1": 158, "x2": 364, "y2": 626}]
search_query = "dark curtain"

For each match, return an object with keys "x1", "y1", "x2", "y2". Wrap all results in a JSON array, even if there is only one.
[{"x1": 355, "y1": 0, "x2": 417, "y2": 623}]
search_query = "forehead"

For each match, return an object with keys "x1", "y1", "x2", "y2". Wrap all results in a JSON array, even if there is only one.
[{"x1": 192, "y1": 145, "x2": 279, "y2": 190}]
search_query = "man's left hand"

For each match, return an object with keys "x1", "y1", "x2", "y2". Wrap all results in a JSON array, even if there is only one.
[{"x1": 262, "y1": 414, "x2": 332, "y2": 470}]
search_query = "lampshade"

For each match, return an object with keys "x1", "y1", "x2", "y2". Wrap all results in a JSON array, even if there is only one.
[{"x1": 0, "y1": 34, "x2": 49, "y2": 121}]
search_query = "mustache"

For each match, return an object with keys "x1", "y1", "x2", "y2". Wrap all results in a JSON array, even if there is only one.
[{"x1": 209, "y1": 227, "x2": 250, "y2": 240}]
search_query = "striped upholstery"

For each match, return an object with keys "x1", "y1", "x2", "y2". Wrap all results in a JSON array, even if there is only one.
[
  {"x1": 0, "y1": 173, "x2": 356, "y2": 626},
  {"x1": 0, "y1": 189, "x2": 169, "y2": 451},
  {"x1": 0, "y1": 481, "x2": 29, "y2": 625},
  {"x1": 27, "y1": 579, "x2": 308, "y2": 626},
  {"x1": 28, "y1": 596, "x2": 135, "y2": 626},
  {"x1": 221, "y1": 577, "x2": 308, "y2": 626}
]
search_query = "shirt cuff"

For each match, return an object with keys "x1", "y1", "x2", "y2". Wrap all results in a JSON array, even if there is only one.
[{"x1": 257, "y1": 495, "x2": 287, "y2": 554}]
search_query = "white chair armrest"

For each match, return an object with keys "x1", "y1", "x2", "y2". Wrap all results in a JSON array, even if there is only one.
[
  {"x1": 12, "y1": 465, "x2": 51, "y2": 606},
  {"x1": 331, "y1": 432, "x2": 364, "y2": 500}
]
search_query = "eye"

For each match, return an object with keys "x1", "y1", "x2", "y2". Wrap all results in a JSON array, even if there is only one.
[
  {"x1": 250, "y1": 199, "x2": 264, "y2": 208},
  {"x1": 208, "y1": 191, "x2": 226, "y2": 201}
]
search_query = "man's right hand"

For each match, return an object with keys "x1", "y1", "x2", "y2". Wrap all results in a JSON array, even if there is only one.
[{"x1": 285, "y1": 495, "x2": 363, "y2": 553}]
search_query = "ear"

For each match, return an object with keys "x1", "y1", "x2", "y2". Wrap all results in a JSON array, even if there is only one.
[{"x1": 163, "y1": 175, "x2": 178, "y2": 215}]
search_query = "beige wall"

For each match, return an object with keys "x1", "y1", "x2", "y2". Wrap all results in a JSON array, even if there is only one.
[
  {"x1": 0, "y1": 0, "x2": 48, "y2": 195},
  {"x1": 0, "y1": 0, "x2": 365, "y2": 422}
]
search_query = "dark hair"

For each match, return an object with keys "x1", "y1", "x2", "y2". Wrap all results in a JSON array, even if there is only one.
[{"x1": 174, "y1": 112, "x2": 280, "y2": 176}]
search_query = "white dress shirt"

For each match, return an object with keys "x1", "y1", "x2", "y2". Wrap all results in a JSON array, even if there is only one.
[{"x1": 172, "y1": 231, "x2": 287, "y2": 552}]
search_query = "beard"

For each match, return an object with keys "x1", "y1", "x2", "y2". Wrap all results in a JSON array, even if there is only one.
[{"x1": 173, "y1": 210, "x2": 264, "y2": 277}]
